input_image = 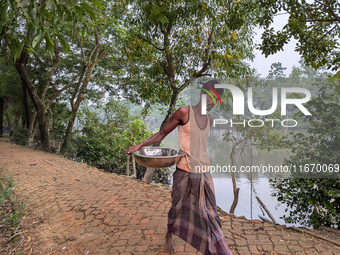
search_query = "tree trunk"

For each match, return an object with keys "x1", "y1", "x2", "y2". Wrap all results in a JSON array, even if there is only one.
[
  {"x1": 15, "y1": 50, "x2": 50, "y2": 152},
  {"x1": 27, "y1": 111, "x2": 37, "y2": 146},
  {"x1": 0, "y1": 97, "x2": 3, "y2": 137},
  {"x1": 61, "y1": 108, "x2": 77, "y2": 152},
  {"x1": 36, "y1": 110, "x2": 49, "y2": 151},
  {"x1": 47, "y1": 109, "x2": 53, "y2": 144},
  {"x1": 22, "y1": 84, "x2": 31, "y2": 128},
  {"x1": 5, "y1": 108, "x2": 10, "y2": 131},
  {"x1": 229, "y1": 152, "x2": 239, "y2": 214},
  {"x1": 17, "y1": 43, "x2": 31, "y2": 129},
  {"x1": 61, "y1": 29, "x2": 101, "y2": 152},
  {"x1": 60, "y1": 67, "x2": 95, "y2": 151},
  {"x1": 159, "y1": 90, "x2": 179, "y2": 131},
  {"x1": 143, "y1": 168, "x2": 156, "y2": 183},
  {"x1": 14, "y1": 116, "x2": 18, "y2": 130},
  {"x1": 229, "y1": 173, "x2": 239, "y2": 214}
]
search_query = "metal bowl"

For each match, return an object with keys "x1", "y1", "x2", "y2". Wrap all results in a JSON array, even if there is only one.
[{"x1": 132, "y1": 147, "x2": 185, "y2": 168}]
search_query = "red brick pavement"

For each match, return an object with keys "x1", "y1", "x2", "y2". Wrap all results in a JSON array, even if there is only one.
[{"x1": 0, "y1": 140, "x2": 339, "y2": 255}]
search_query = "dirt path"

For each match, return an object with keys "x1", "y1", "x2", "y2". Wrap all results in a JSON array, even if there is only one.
[{"x1": 0, "y1": 138, "x2": 339, "y2": 255}]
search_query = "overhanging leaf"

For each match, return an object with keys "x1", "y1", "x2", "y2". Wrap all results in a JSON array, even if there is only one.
[
  {"x1": 80, "y1": 3, "x2": 97, "y2": 21},
  {"x1": 88, "y1": 0, "x2": 103, "y2": 10},
  {"x1": 32, "y1": 34, "x2": 44, "y2": 48},
  {"x1": 56, "y1": 33, "x2": 70, "y2": 53}
]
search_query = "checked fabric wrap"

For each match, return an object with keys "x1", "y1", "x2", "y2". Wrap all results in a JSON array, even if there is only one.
[{"x1": 167, "y1": 168, "x2": 232, "y2": 255}]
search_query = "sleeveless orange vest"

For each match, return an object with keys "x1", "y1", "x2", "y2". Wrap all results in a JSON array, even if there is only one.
[{"x1": 176, "y1": 106, "x2": 210, "y2": 173}]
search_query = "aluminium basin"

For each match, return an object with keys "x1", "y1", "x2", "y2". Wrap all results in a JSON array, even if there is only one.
[{"x1": 132, "y1": 147, "x2": 185, "y2": 168}]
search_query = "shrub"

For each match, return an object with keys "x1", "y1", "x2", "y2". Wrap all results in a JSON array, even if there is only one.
[
  {"x1": 9, "y1": 125, "x2": 28, "y2": 146},
  {"x1": 65, "y1": 100, "x2": 153, "y2": 176},
  {"x1": 0, "y1": 175, "x2": 27, "y2": 226},
  {"x1": 270, "y1": 80, "x2": 340, "y2": 229}
]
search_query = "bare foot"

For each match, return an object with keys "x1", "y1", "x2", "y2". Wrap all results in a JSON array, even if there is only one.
[{"x1": 165, "y1": 232, "x2": 176, "y2": 253}]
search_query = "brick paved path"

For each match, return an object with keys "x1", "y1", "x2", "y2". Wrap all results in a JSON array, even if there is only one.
[{"x1": 0, "y1": 140, "x2": 339, "y2": 255}]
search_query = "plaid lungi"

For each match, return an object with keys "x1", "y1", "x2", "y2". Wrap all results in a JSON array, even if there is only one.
[{"x1": 167, "y1": 168, "x2": 232, "y2": 255}]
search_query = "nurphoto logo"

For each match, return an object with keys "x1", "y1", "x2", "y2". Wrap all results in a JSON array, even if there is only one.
[{"x1": 200, "y1": 83, "x2": 312, "y2": 128}]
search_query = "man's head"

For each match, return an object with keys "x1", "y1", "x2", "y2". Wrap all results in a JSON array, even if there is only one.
[{"x1": 199, "y1": 79, "x2": 223, "y2": 111}]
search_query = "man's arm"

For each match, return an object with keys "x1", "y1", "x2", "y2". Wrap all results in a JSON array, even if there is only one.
[{"x1": 125, "y1": 106, "x2": 189, "y2": 154}]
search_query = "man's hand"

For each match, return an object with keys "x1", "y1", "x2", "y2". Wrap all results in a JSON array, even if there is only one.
[{"x1": 126, "y1": 144, "x2": 142, "y2": 155}]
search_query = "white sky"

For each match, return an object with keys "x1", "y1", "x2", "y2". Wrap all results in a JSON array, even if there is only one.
[{"x1": 247, "y1": 13, "x2": 301, "y2": 78}]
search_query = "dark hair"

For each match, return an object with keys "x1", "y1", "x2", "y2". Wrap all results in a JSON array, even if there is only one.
[{"x1": 201, "y1": 79, "x2": 224, "y2": 96}]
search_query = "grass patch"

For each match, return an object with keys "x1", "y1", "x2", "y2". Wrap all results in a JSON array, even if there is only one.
[{"x1": 0, "y1": 175, "x2": 28, "y2": 254}]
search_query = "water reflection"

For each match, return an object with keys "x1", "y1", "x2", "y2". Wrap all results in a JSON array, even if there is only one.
[{"x1": 162, "y1": 128, "x2": 301, "y2": 227}]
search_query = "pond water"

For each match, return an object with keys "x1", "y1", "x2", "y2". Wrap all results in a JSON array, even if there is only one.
[{"x1": 162, "y1": 128, "x2": 302, "y2": 227}]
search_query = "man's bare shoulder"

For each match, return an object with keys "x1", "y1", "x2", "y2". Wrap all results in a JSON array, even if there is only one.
[
  {"x1": 176, "y1": 106, "x2": 190, "y2": 115},
  {"x1": 173, "y1": 106, "x2": 189, "y2": 125}
]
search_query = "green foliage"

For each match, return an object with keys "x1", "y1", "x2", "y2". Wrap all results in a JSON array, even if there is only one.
[
  {"x1": 267, "y1": 62, "x2": 286, "y2": 79},
  {"x1": 0, "y1": 51, "x2": 21, "y2": 96},
  {"x1": 0, "y1": 176, "x2": 14, "y2": 206},
  {"x1": 65, "y1": 99, "x2": 153, "y2": 175},
  {"x1": 119, "y1": 0, "x2": 259, "y2": 114},
  {"x1": 0, "y1": 175, "x2": 27, "y2": 226},
  {"x1": 270, "y1": 178, "x2": 340, "y2": 229},
  {"x1": 10, "y1": 125, "x2": 28, "y2": 146},
  {"x1": 0, "y1": 0, "x2": 103, "y2": 59},
  {"x1": 0, "y1": 50, "x2": 23, "y2": 130},
  {"x1": 0, "y1": 0, "x2": 109, "y2": 151},
  {"x1": 256, "y1": 0, "x2": 340, "y2": 70},
  {"x1": 270, "y1": 80, "x2": 340, "y2": 229}
]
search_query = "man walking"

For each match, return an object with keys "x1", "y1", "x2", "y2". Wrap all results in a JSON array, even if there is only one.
[{"x1": 126, "y1": 80, "x2": 232, "y2": 255}]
